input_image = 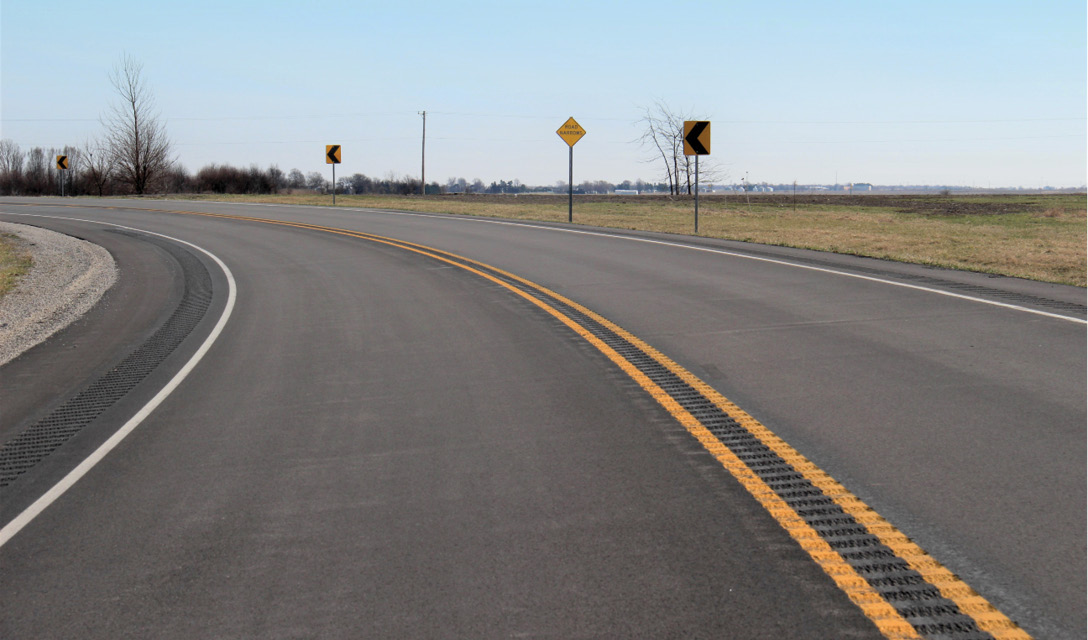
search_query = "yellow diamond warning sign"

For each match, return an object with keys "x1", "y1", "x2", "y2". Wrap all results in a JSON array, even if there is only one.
[{"x1": 556, "y1": 117, "x2": 586, "y2": 147}]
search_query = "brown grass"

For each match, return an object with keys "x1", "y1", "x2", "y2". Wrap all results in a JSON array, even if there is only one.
[
  {"x1": 0, "y1": 232, "x2": 32, "y2": 299},
  {"x1": 153, "y1": 192, "x2": 1086, "y2": 286}
]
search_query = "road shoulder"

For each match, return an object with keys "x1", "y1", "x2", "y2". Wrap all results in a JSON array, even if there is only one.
[{"x1": 0, "y1": 221, "x2": 117, "y2": 366}]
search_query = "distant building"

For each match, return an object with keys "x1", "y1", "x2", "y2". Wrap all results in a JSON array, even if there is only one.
[{"x1": 850, "y1": 183, "x2": 873, "y2": 192}]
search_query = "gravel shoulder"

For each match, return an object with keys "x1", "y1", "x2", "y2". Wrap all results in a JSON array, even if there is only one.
[{"x1": 0, "y1": 222, "x2": 117, "y2": 366}]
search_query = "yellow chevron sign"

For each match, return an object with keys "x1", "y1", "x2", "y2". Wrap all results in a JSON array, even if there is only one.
[{"x1": 683, "y1": 121, "x2": 710, "y2": 156}]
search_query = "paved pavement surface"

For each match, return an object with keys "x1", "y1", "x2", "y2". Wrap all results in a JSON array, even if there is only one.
[{"x1": 0, "y1": 199, "x2": 1083, "y2": 639}]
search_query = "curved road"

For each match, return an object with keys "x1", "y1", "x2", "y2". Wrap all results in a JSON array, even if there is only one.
[{"x1": 0, "y1": 199, "x2": 1083, "y2": 639}]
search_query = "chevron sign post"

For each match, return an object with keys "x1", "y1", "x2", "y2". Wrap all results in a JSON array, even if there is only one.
[
  {"x1": 326, "y1": 145, "x2": 341, "y2": 204},
  {"x1": 56, "y1": 156, "x2": 69, "y2": 196},
  {"x1": 557, "y1": 117, "x2": 586, "y2": 223},
  {"x1": 683, "y1": 121, "x2": 711, "y2": 232}
]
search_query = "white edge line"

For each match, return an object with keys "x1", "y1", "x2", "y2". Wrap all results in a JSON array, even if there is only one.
[
  {"x1": 217, "y1": 200, "x2": 1086, "y2": 326},
  {"x1": 0, "y1": 214, "x2": 237, "y2": 548}
]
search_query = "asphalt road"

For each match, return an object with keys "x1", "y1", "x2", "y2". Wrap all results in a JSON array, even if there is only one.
[{"x1": 1, "y1": 199, "x2": 1084, "y2": 639}]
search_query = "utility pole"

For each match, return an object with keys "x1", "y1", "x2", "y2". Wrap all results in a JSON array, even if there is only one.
[{"x1": 418, "y1": 110, "x2": 426, "y2": 196}]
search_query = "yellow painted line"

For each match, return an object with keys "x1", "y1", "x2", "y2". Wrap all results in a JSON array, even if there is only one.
[
  {"x1": 473, "y1": 262, "x2": 1032, "y2": 640},
  {"x1": 28, "y1": 204, "x2": 1029, "y2": 639}
]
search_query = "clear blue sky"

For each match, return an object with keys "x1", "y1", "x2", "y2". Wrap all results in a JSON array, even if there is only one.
[{"x1": 2, "y1": 0, "x2": 1085, "y2": 187}]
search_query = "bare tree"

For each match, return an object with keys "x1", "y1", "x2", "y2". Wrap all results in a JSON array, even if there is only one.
[
  {"x1": 103, "y1": 54, "x2": 173, "y2": 194},
  {"x1": 267, "y1": 165, "x2": 285, "y2": 191},
  {"x1": 638, "y1": 100, "x2": 722, "y2": 196},
  {"x1": 0, "y1": 139, "x2": 25, "y2": 195},
  {"x1": 23, "y1": 148, "x2": 49, "y2": 195},
  {"x1": 305, "y1": 171, "x2": 326, "y2": 191},
  {"x1": 162, "y1": 164, "x2": 192, "y2": 193},
  {"x1": 83, "y1": 138, "x2": 115, "y2": 196},
  {"x1": 286, "y1": 168, "x2": 306, "y2": 189},
  {"x1": 638, "y1": 101, "x2": 680, "y2": 195}
]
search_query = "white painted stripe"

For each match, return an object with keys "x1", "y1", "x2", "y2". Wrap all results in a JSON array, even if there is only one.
[
  {"x1": 380, "y1": 210, "x2": 1088, "y2": 325},
  {"x1": 0, "y1": 216, "x2": 237, "y2": 548},
  {"x1": 208, "y1": 200, "x2": 1086, "y2": 325}
]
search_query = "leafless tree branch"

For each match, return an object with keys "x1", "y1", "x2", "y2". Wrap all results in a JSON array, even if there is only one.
[
  {"x1": 637, "y1": 100, "x2": 723, "y2": 195},
  {"x1": 102, "y1": 54, "x2": 173, "y2": 194}
]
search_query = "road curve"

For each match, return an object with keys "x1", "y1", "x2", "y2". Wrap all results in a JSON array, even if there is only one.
[{"x1": 0, "y1": 199, "x2": 1084, "y2": 639}]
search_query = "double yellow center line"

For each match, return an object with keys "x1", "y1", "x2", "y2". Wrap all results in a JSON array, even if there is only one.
[{"x1": 95, "y1": 205, "x2": 1033, "y2": 640}]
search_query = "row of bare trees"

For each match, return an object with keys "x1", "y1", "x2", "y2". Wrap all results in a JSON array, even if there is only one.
[
  {"x1": 1, "y1": 143, "x2": 684, "y2": 197},
  {"x1": 4, "y1": 59, "x2": 718, "y2": 198},
  {"x1": 0, "y1": 142, "x2": 454, "y2": 197},
  {"x1": 0, "y1": 54, "x2": 174, "y2": 197},
  {"x1": 0, "y1": 142, "x2": 79, "y2": 195}
]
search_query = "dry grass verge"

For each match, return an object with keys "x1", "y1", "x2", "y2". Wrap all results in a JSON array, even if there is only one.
[
  {"x1": 0, "y1": 232, "x2": 33, "y2": 299},
  {"x1": 154, "y1": 192, "x2": 1085, "y2": 286}
]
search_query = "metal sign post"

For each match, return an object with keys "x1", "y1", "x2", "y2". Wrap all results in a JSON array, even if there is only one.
[
  {"x1": 683, "y1": 121, "x2": 711, "y2": 233},
  {"x1": 556, "y1": 117, "x2": 586, "y2": 223},
  {"x1": 568, "y1": 146, "x2": 574, "y2": 223},
  {"x1": 326, "y1": 145, "x2": 341, "y2": 205},
  {"x1": 56, "y1": 155, "x2": 68, "y2": 197}
]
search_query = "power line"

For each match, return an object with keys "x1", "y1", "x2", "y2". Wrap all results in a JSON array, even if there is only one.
[
  {"x1": 770, "y1": 134, "x2": 1086, "y2": 144},
  {"x1": 720, "y1": 117, "x2": 1085, "y2": 125},
  {"x1": 0, "y1": 111, "x2": 409, "y2": 123},
  {"x1": 4, "y1": 114, "x2": 1082, "y2": 125}
]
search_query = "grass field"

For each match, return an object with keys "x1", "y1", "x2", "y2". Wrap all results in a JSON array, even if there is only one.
[
  {"x1": 0, "y1": 232, "x2": 32, "y2": 298},
  {"x1": 158, "y1": 192, "x2": 1086, "y2": 286}
]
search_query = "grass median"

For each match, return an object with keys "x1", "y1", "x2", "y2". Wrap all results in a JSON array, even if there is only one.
[{"x1": 160, "y1": 192, "x2": 1086, "y2": 286}]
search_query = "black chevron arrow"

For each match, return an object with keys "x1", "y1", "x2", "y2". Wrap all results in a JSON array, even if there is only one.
[
  {"x1": 685, "y1": 122, "x2": 709, "y2": 155},
  {"x1": 327, "y1": 145, "x2": 341, "y2": 164}
]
